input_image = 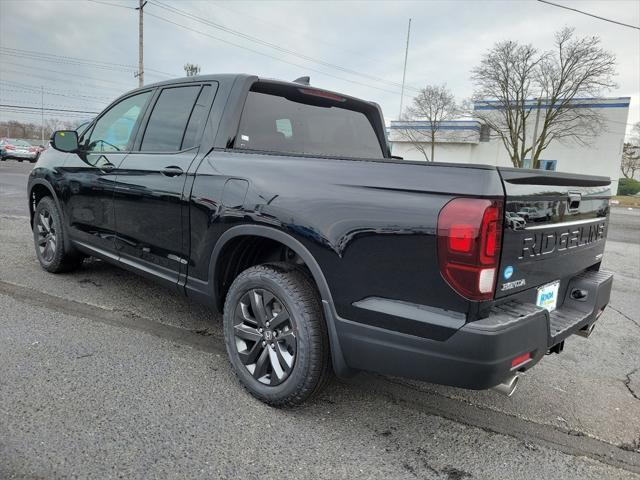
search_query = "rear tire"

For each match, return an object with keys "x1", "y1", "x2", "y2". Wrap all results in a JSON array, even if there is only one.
[
  {"x1": 223, "y1": 263, "x2": 331, "y2": 407},
  {"x1": 33, "y1": 196, "x2": 84, "y2": 273}
]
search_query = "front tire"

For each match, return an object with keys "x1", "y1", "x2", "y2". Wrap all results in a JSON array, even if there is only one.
[
  {"x1": 223, "y1": 263, "x2": 331, "y2": 407},
  {"x1": 33, "y1": 196, "x2": 84, "y2": 273}
]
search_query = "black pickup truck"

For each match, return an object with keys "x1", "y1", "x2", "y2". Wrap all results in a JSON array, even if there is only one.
[{"x1": 28, "y1": 74, "x2": 613, "y2": 406}]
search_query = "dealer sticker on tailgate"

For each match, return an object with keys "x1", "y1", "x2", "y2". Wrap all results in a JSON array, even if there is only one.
[{"x1": 536, "y1": 281, "x2": 560, "y2": 312}]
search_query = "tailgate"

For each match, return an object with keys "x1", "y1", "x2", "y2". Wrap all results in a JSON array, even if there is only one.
[{"x1": 495, "y1": 168, "x2": 610, "y2": 299}]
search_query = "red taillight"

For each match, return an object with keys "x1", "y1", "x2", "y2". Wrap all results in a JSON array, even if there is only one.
[
  {"x1": 449, "y1": 225, "x2": 475, "y2": 252},
  {"x1": 5, "y1": 145, "x2": 16, "y2": 150},
  {"x1": 437, "y1": 198, "x2": 503, "y2": 301}
]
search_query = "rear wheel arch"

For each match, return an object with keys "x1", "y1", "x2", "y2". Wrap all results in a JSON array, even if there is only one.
[
  {"x1": 211, "y1": 225, "x2": 353, "y2": 378},
  {"x1": 212, "y1": 226, "x2": 334, "y2": 311}
]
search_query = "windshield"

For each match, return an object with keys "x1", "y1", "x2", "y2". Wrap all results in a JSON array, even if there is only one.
[{"x1": 235, "y1": 84, "x2": 384, "y2": 159}]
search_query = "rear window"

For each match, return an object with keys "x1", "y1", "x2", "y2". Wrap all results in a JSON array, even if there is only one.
[{"x1": 235, "y1": 85, "x2": 384, "y2": 159}]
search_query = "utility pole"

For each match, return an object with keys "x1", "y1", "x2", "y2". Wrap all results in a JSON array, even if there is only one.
[
  {"x1": 398, "y1": 18, "x2": 412, "y2": 120},
  {"x1": 41, "y1": 86, "x2": 44, "y2": 143},
  {"x1": 135, "y1": 0, "x2": 147, "y2": 87}
]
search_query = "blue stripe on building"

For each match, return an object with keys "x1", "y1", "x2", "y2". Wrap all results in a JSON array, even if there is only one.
[
  {"x1": 475, "y1": 102, "x2": 629, "y2": 110},
  {"x1": 389, "y1": 125, "x2": 480, "y2": 131}
]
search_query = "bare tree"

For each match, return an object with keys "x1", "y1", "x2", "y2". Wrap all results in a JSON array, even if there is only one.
[
  {"x1": 395, "y1": 84, "x2": 460, "y2": 162},
  {"x1": 1, "y1": 118, "x2": 78, "y2": 142},
  {"x1": 184, "y1": 63, "x2": 201, "y2": 77},
  {"x1": 621, "y1": 122, "x2": 640, "y2": 179},
  {"x1": 621, "y1": 143, "x2": 639, "y2": 179},
  {"x1": 472, "y1": 28, "x2": 616, "y2": 168}
]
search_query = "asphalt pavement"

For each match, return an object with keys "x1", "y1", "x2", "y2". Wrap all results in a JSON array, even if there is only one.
[{"x1": 1, "y1": 161, "x2": 639, "y2": 479}]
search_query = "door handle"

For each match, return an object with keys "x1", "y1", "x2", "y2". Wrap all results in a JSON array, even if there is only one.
[
  {"x1": 161, "y1": 166, "x2": 184, "y2": 177},
  {"x1": 100, "y1": 162, "x2": 115, "y2": 173}
]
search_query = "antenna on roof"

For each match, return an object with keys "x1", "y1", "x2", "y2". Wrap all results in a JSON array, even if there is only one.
[{"x1": 293, "y1": 76, "x2": 310, "y2": 85}]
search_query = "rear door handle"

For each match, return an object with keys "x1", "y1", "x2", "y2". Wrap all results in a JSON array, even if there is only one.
[
  {"x1": 100, "y1": 162, "x2": 115, "y2": 173},
  {"x1": 161, "y1": 166, "x2": 184, "y2": 177}
]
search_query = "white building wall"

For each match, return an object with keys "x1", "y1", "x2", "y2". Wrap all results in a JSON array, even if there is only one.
[
  {"x1": 391, "y1": 142, "x2": 477, "y2": 164},
  {"x1": 390, "y1": 98, "x2": 630, "y2": 193}
]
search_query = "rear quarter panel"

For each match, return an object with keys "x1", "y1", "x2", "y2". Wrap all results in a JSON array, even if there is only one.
[{"x1": 189, "y1": 152, "x2": 505, "y2": 326}]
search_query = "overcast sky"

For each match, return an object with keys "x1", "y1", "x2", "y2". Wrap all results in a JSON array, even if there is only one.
[{"x1": 1, "y1": 0, "x2": 638, "y2": 136}]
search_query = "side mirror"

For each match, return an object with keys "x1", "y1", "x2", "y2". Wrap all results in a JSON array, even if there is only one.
[{"x1": 51, "y1": 130, "x2": 79, "y2": 153}]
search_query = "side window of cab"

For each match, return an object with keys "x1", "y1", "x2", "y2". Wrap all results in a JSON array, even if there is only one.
[{"x1": 81, "y1": 91, "x2": 152, "y2": 153}]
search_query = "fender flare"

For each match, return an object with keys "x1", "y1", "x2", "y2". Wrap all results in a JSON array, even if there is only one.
[
  {"x1": 28, "y1": 178, "x2": 63, "y2": 226},
  {"x1": 210, "y1": 224, "x2": 354, "y2": 377},
  {"x1": 28, "y1": 178, "x2": 77, "y2": 255}
]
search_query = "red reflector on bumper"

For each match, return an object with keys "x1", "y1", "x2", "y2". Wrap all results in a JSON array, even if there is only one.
[{"x1": 511, "y1": 352, "x2": 531, "y2": 368}]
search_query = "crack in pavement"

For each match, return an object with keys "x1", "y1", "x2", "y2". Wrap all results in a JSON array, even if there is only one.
[
  {"x1": 609, "y1": 304, "x2": 640, "y2": 330},
  {"x1": 624, "y1": 368, "x2": 640, "y2": 402},
  {"x1": 1, "y1": 279, "x2": 639, "y2": 474},
  {"x1": 370, "y1": 376, "x2": 640, "y2": 474}
]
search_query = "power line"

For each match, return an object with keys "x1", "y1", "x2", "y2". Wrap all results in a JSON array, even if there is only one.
[
  {"x1": 143, "y1": 10, "x2": 403, "y2": 96},
  {"x1": 0, "y1": 104, "x2": 100, "y2": 114},
  {"x1": 148, "y1": 0, "x2": 419, "y2": 93},
  {"x1": 210, "y1": 1, "x2": 390, "y2": 68},
  {"x1": 0, "y1": 108, "x2": 90, "y2": 119},
  {"x1": 86, "y1": 0, "x2": 136, "y2": 9},
  {"x1": 0, "y1": 47, "x2": 175, "y2": 77},
  {"x1": 537, "y1": 0, "x2": 640, "y2": 30},
  {"x1": 0, "y1": 62, "x2": 136, "y2": 92},
  {"x1": 1, "y1": 80, "x2": 113, "y2": 101},
  {"x1": 0, "y1": 89, "x2": 105, "y2": 109}
]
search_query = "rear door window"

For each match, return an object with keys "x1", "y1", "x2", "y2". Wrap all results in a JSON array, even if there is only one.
[
  {"x1": 235, "y1": 85, "x2": 384, "y2": 159},
  {"x1": 140, "y1": 85, "x2": 205, "y2": 152}
]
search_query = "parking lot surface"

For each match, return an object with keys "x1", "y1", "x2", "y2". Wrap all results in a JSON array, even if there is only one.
[{"x1": 1, "y1": 161, "x2": 639, "y2": 479}]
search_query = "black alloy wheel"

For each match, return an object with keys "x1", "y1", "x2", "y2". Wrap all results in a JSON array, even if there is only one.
[
  {"x1": 35, "y1": 208, "x2": 57, "y2": 263},
  {"x1": 233, "y1": 288, "x2": 297, "y2": 386},
  {"x1": 223, "y1": 263, "x2": 331, "y2": 407},
  {"x1": 33, "y1": 196, "x2": 84, "y2": 273}
]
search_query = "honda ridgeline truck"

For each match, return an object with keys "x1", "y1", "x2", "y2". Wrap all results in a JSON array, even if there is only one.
[{"x1": 28, "y1": 74, "x2": 613, "y2": 406}]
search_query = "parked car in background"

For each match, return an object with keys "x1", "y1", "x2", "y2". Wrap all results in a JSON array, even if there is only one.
[
  {"x1": 505, "y1": 211, "x2": 526, "y2": 229},
  {"x1": 0, "y1": 138, "x2": 39, "y2": 162},
  {"x1": 516, "y1": 206, "x2": 552, "y2": 222}
]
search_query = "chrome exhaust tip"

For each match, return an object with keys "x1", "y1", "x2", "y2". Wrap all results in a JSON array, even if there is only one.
[
  {"x1": 491, "y1": 375, "x2": 519, "y2": 397},
  {"x1": 577, "y1": 323, "x2": 596, "y2": 338}
]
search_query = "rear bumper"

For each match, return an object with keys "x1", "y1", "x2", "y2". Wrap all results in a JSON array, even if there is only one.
[{"x1": 335, "y1": 269, "x2": 613, "y2": 390}]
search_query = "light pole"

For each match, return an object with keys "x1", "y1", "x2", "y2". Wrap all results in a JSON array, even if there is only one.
[
  {"x1": 398, "y1": 18, "x2": 412, "y2": 120},
  {"x1": 41, "y1": 85, "x2": 44, "y2": 143}
]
